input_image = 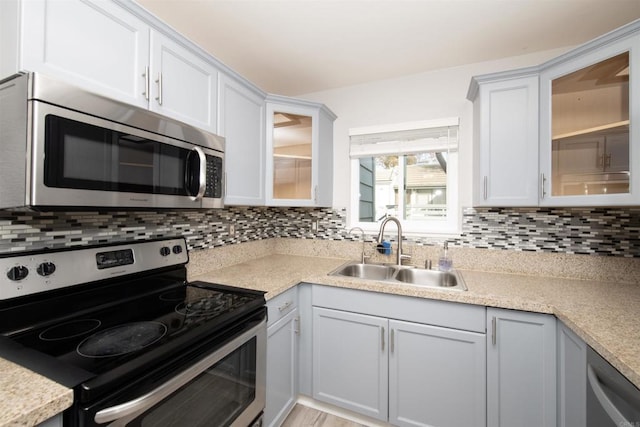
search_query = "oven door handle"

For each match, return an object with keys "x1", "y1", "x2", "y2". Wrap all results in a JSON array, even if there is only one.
[{"x1": 94, "y1": 319, "x2": 266, "y2": 424}]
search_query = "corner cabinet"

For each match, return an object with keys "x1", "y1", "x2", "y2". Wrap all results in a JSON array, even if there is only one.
[
  {"x1": 218, "y1": 74, "x2": 266, "y2": 205},
  {"x1": 469, "y1": 72, "x2": 540, "y2": 206},
  {"x1": 469, "y1": 20, "x2": 640, "y2": 207},
  {"x1": 487, "y1": 308, "x2": 557, "y2": 427},
  {"x1": 265, "y1": 287, "x2": 299, "y2": 427},
  {"x1": 539, "y1": 32, "x2": 640, "y2": 206},
  {"x1": 311, "y1": 286, "x2": 486, "y2": 427},
  {"x1": 557, "y1": 321, "x2": 586, "y2": 427},
  {"x1": 6, "y1": 0, "x2": 219, "y2": 133},
  {"x1": 265, "y1": 95, "x2": 336, "y2": 207}
]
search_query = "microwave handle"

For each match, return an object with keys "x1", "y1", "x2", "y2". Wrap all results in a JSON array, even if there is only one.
[{"x1": 187, "y1": 146, "x2": 207, "y2": 201}]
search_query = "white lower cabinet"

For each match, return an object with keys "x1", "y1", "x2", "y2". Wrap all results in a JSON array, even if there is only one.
[
  {"x1": 36, "y1": 414, "x2": 62, "y2": 427},
  {"x1": 388, "y1": 319, "x2": 486, "y2": 427},
  {"x1": 265, "y1": 288, "x2": 299, "y2": 427},
  {"x1": 312, "y1": 292, "x2": 486, "y2": 427},
  {"x1": 312, "y1": 307, "x2": 388, "y2": 421},
  {"x1": 557, "y1": 321, "x2": 586, "y2": 427},
  {"x1": 487, "y1": 308, "x2": 557, "y2": 427}
]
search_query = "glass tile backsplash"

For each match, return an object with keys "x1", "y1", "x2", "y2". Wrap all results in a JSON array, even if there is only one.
[{"x1": 0, "y1": 207, "x2": 639, "y2": 257}]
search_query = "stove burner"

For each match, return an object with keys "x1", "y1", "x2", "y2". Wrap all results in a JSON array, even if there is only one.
[
  {"x1": 175, "y1": 294, "x2": 230, "y2": 318},
  {"x1": 77, "y1": 321, "x2": 167, "y2": 358},
  {"x1": 159, "y1": 289, "x2": 186, "y2": 302},
  {"x1": 39, "y1": 319, "x2": 102, "y2": 341}
]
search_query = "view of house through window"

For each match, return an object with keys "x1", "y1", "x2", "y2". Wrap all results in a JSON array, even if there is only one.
[
  {"x1": 359, "y1": 153, "x2": 448, "y2": 222},
  {"x1": 350, "y1": 119, "x2": 458, "y2": 232}
]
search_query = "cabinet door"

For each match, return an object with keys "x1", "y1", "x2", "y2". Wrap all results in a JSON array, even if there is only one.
[
  {"x1": 266, "y1": 102, "x2": 317, "y2": 206},
  {"x1": 557, "y1": 322, "x2": 586, "y2": 427},
  {"x1": 218, "y1": 74, "x2": 265, "y2": 205},
  {"x1": 312, "y1": 307, "x2": 388, "y2": 421},
  {"x1": 20, "y1": 0, "x2": 149, "y2": 108},
  {"x1": 487, "y1": 308, "x2": 557, "y2": 427},
  {"x1": 149, "y1": 30, "x2": 218, "y2": 133},
  {"x1": 474, "y1": 75, "x2": 539, "y2": 206},
  {"x1": 265, "y1": 309, "x2": 298, "y2": 427},
  {"x1": 388, "y1": 320, "x2": 486, "y2": 427},
  {"x1": 540, "y1": 35, "x2": 640, "y2": 206},
  {"x1": 265, "y1": 99, "x2": 334, "y2": 207}
]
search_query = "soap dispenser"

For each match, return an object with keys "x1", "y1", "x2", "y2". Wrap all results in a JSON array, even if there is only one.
[{"x1": 438, "y1": 241, "x2": 452, "y2": 271}]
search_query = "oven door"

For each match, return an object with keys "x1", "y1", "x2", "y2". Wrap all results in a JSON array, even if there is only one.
[
  {"x1": 87, "y1": 320, "x2": 266, "y2": 427},
  {"x1": 29, "y1": 100, "x2": 224, "y2": 209}
]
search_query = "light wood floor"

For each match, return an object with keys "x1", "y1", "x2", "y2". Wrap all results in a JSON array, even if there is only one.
[{"x1": 281, "y1": 404, "x2": 369, "y2": 427}]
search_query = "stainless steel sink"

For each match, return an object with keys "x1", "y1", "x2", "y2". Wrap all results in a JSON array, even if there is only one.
[
  {"x1": 332, "y1": 263, "x2": 396, "y2": 280},
  {"x1": 394, "y1": 268, "x2": 459, "y2": 288},
  {"x1": 329, "y1": 261, "x2": 467, "y2": 291}
]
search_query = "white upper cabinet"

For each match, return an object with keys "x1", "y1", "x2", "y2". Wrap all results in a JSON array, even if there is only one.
[
  {"x1": 470, "y1": 73, "x2": 539, "y2": 206},
  {"x1": 18, "y1": 0, "x2": 149, "y2": 109},
  {"x1": 265, "y1": 95, "x2": 335, "y2": 207},
  {"x1": 539, "y1": 34, "x2": 640, "y2": 206},
  {"x1": 149, "y1": 30, "x2": 218, "y2": 133},
  {"x1": 9, "y1": 0, "x2": 219, "y2": 133},
  {"x1": 218, "y1": 74, "x2": 266, "y2": 206},
  {"x1": 470, "y1": 20, "x2": 640, "y2": 207}
]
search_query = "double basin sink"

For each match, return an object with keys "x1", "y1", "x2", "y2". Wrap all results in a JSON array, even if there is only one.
[{"x1": 329, "y1": 261, "x2": 467, "y2": 291}]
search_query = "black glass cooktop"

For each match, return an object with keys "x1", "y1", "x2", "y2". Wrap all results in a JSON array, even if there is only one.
[{"x1": 0, "y1": 269, "x2": 265, "y2": 401}]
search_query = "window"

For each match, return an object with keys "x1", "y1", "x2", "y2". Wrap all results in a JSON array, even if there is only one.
[{"x1": 349, "y1": 118, "x2": 459, "y2": 234}]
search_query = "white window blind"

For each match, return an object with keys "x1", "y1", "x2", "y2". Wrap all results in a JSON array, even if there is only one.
[{"x1": 349, "y1": 117, "x2": 459, "y2": 158}]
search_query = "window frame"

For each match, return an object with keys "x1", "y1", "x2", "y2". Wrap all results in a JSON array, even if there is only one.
[{"x1": 348, "y1": 119, "x2": 461, "y2": 236}]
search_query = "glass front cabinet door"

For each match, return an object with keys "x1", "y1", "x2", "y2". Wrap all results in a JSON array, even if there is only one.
[
  {"x1": 539, "y1": 35, "x2": 640, "y2": 206},
  {"x1": 265, "y1": 96, "x2": 335, "y2": 207}
]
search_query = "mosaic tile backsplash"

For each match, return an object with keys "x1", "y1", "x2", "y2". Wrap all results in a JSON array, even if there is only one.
[{"x1": 1, "y1": 206, "x2": 640, "y2": 257}]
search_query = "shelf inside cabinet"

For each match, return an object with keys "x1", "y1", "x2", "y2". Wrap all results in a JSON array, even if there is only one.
[{"x1": 553, "y1": 120, "x2": 629, "y2": 140}]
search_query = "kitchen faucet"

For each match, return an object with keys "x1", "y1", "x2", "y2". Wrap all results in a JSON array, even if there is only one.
[
  {"x1": 376, "y1": 216, "x2": 411, "y2": 266},
  {"x1": 348, "y1": 227, "x2": 369, "y2": 264}
]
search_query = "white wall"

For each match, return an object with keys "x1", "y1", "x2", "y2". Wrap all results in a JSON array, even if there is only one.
[{"x1": 300, "y1": 47, "x2": 571, "y2": 220}]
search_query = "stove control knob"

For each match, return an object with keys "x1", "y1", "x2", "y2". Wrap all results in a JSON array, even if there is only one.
[
  {"x1": 172, "y1": 245, "x2": 183, "y2": 254},
  {"x1": 7, "y1": 266, "x2": 29, "y2": 281},
  {"x1": 160, "y1": 246, "x2": 171, "y2": 257},
  {"x1": 37, "y1": 262, "x2": 56, "y2": 277}
]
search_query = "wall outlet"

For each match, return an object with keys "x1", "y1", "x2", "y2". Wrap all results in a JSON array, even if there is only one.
[
  {"x1": 311, "y1": 219, "x2": 319, "y2": 232},
  {"x1": 228, "y1": 223, "x2": 236, "y2": 237}
]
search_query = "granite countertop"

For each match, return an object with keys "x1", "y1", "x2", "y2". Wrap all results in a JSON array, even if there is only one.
[
  {"x1": 0, "y1": 358, "x2": 73, "y2": 427},
  {"x1": 194, "y1": 253, "x2": 640, "y2": 390},
  {"x1": 4, "y1": 251, "x2": 640, "y2": 426}
]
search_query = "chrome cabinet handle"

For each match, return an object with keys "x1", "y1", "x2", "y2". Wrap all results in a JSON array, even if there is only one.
[
  {"x1": 278, "y1": 300, "x2": 293, "y2": 312},
  {"x1": 381, "y1": 327, "x2": 385, "y2": 352},
  {"x1": 390, "y1": 328, "x2": 395, "y2": 353},
  {"x1": 294, "y1": 316, "x2": 300, "y2": 335},
  {"x1": 142, "y1": 66, "x2": 150, "y2": 101},
  {"x1": 155, "y1": 72, "x2": 163, "y2": 105},
  {"x1": 491, "y1": 316, "x2": 497, "y2": 346},
  {"x1": 483, "y1": 176, "x2": 488, "y2": 200},
  {"x1": 540, "y1": 173, "x2": 547, "y2": 199}
]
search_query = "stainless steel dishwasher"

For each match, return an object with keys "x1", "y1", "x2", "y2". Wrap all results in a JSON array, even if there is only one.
[{"x1": 587, "y1": 346, "x2": 640, "y2": 426}]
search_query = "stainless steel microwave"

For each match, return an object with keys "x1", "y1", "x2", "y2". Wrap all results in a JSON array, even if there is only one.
[{"x1": 0, "y1": 72, "x2": 224, "y2": 210}]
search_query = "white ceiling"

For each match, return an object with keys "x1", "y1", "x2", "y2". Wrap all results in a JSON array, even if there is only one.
[{"x1": 136, "y1": 0, "x2": 640, "y2": 96}]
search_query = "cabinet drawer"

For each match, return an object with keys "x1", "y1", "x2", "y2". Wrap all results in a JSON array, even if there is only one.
[
  {"x1": 267, "y1": 287, "x2": 298, "y2": 327},
  {"x1": 312, "y1": 285, "x2": 485, "y2": 333}
]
